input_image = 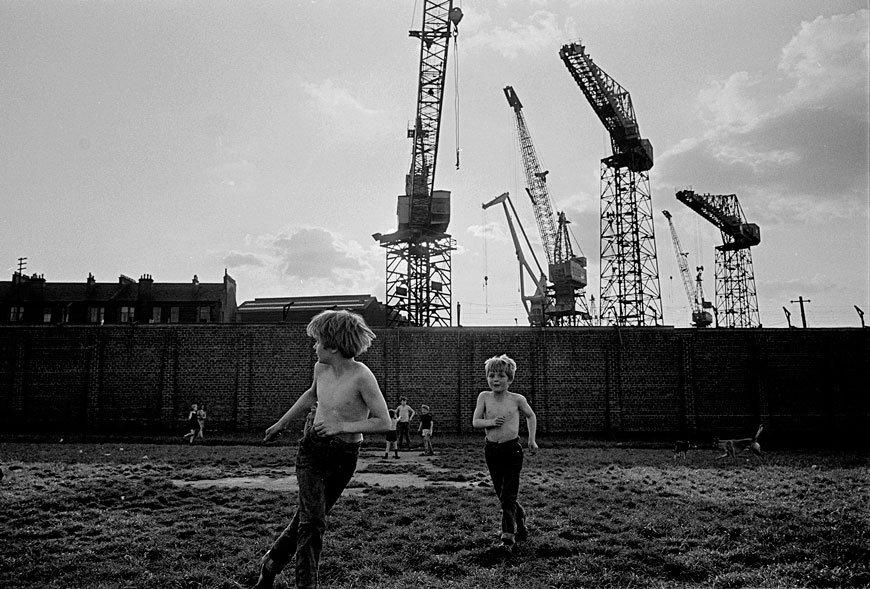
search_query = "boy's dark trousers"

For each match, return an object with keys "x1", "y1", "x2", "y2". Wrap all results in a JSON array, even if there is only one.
[
  {"x1": 261, "y1": 431, "x2": 359, "y2": 588},
  {"x1": 396, "y1": 420, "x2": 411, "y2": 449},
  {"x1": 484, "y1": 438, "x2": 527, "y2": 543}
]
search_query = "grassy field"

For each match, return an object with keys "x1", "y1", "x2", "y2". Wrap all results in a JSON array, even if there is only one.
[{"x1": 1, "y1": 435, "x2": 868, "y2": 589}]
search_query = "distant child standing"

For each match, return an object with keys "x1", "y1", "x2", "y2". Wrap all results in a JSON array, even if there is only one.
[
  {"x1": 384, "y1": 409, "x2": 400, "y2": 459},
  {"x1": 472, "y1": 354, "x2": 538, "y2": 554},
  {"x1": 182, "y1": 404, "x2": 199, "y2": 444},
  {"x1": 394, "y1": 396, "x2": 415, "y2": 450},
  {"x1": 251, "y1": 310, "x2": 391, "y2": 589},
  {"x1": 196, "y1": 404, "x2": 207, "y2": 440},
  {"x1": 417, "y1": 404, "x2": 434, "y2": 455}
]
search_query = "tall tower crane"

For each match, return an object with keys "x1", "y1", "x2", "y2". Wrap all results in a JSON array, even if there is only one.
[
  {"x1": 560, "y1": 42, "x2": 663, "y2": 327},
  {"x1": 675, "y1": 189, "x2": 761, "y2": 328},
  {"x1": 482, "y1": 192, "x2": 549, "y2": 326},
  {"x1": 503, "y1": 86, "x2": 591, "y2": 326},
  {"x1": 372, "y1": 2, "x2": 463, "y2": 326},
  {"x1": 662, "y1": 210, "x2": 713, "y2": 328}
]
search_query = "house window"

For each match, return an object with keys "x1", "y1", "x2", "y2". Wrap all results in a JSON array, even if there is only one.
[
  {"x1": 152, "y1": 307, "x2": 162, "y2": 324},
  {"x1": 43, "y1": 307, "x2": 53, "y2": 323},
  {"x1": 61, "y1": 306, "x2": 70, "y2": 323},
  {"x1": 120, "y1": 306, "x2": 135, "y2": 323},
  {"x1": 9, "y1": 306, "x2": 24, "y2": 322},
  {"x1": 88, "y1": 306, "x2": 105, "y2": 324},
  {"x1": 198, "y1": 306, "x2": 210, "y2": 323},
  {"x1": 169, "y1": 307, "x2": 179, "y2": 323}
]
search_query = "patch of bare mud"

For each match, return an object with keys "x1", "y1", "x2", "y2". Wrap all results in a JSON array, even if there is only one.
[{"x1": 171, "y1": 451, "x2": 486, "y2": 492}]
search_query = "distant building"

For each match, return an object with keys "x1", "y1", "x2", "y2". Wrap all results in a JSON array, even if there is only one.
[
  {"x1": 0, "y1": 271, "x2": 238, "y2": 324},
  {"x1": 237, "y1": 294, "x2": 395, "y2": 326}
]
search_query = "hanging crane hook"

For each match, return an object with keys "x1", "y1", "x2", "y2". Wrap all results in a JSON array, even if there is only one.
[{"x1": 449, "y1": 7, "x2": 463, "y2": 28}]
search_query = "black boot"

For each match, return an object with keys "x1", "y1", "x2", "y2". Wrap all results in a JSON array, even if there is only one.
[{"x1": 252, "y1": 553, "x2": 276, "y2": 589}]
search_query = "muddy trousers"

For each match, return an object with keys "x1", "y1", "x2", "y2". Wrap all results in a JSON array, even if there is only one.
[
  {"x1": 484, "y1": 438, "x2": 526, "y2": 543},
  {"x1": 263, "y1": 432, "x2": 359, "y2": 589}
]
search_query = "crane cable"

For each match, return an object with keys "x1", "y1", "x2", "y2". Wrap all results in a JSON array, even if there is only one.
[
  {"x1": 483, "y1": 205, "x2": 489, "y2": 313},
  {"x1": 453, "y1": 0, "x2": 462, "y2": 170}
]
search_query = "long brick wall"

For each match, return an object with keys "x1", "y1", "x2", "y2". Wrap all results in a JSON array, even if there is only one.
[{"x1": 1, "y1": 325, "x2": 867, "y2": 445}]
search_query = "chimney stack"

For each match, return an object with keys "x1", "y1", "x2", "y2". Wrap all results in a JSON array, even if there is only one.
[{"x1": 138, "y1": 274, "x2": 153, "y2": 302}]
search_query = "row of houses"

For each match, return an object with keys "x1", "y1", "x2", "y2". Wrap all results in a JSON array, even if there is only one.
[{"x1": 0, "y1": 271, "x2": 392, "y2": 326}]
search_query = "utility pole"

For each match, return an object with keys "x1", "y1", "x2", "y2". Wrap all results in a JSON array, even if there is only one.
[
  {"x1": 790, "y1": 296, "x2": 811, "y2": 328},
  {"x1": 855, "y1": 305, "x2": 865, "y2": 328},
  {"x1": 782, "y1": 306, "x2": 793, "y2": 328}
]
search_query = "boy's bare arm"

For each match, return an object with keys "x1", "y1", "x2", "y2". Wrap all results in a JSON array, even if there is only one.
[
  {"x1": 518, "y1": 395, "x2": 538, "y2": 453},
  {"x1": 264, "y1": 381, "x2": 317, "y2": 442}
]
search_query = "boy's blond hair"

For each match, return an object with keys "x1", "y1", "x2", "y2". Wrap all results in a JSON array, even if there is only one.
[
  {"x1": 306, "y1": 310, "x2": 375, "y2": 358},
  {"x1": 484, "y1": 354, "x2": 517, "y2": 381}
]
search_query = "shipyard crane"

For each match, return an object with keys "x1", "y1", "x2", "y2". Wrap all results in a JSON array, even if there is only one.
[
  {"x1": 560, "y1": 42, "x2": 663, "y2": 326},
  {"x1": 372, "y1": 2, "x2": 463, "y2": 326},
  {"x1": 662, "y1": 210, "x2": 713, "y2": 327},
  {"x1": 504, "y1": 85, "x2": 591, "y2": 325},
  {"x1": 482, "y1": 192, "x2": 549, "y2": 326},
  {"x1": 675, "y1": 189, "x2": 761, "y2": 328},
  {"x1": 694, "y1": 266, "x2": 713, "y2": 326}
]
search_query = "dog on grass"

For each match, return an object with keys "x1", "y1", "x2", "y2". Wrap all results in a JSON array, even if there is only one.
[
  {"x1": 714, "y1": 424, "x2": 764, "y2": 462},
  {"x1": 673, "y1": 440, "x2": 694, "y2": 460}
]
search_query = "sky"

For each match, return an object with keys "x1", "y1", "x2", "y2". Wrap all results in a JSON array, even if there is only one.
[{"x1": 1, "y1": 0, "x2": 867, "y2": 328}]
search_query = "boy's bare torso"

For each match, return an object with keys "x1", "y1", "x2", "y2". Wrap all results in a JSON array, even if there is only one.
[
  {"x1": 481, "y1": 391, "x2": 523, "y2": 443},
  {"x1": 313, "y1": 361, "x2": 372, "y2": 443}
]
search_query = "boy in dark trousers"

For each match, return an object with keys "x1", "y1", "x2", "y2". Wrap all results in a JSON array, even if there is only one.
[
  {"x1": 252, "y1": 310, "x2": 391, "y2": 589},
  {"x1": 472, "y1": 354, "x2": 538, "y2": 554},
  {"x1": 417, "y1": 404, "x2": 434, "y2": 455}
]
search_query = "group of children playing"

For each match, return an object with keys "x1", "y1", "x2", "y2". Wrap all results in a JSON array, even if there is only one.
[
  {"x1": 384, "y1": 398, "x2": 435, "y2": 458},
  {"x1": 251, "y1": 309, "x2": 537, "y2": 589}
]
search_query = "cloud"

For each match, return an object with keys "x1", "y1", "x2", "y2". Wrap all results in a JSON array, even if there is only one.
[
  {"x1": 224, "y1": 226, "x2": 382, "y2": 297},
  {"x1": 299, "y1": 79, "x2": 388, "y2": 142},
  {"x1": 265, "y1": 228, "x2": 369, "y2": 280},
  {"x1": 696, "y1": 71, "x2": 770, "y2": 134},
  {"x1": 223, "y1": 252, "x2": 266, "y2": 267},
  {"x1": 301, "y1": 79, "x2": 381, "y2": 116},
  {"x1": 778, "y1": 9, "x2": 870, "y2": 113},
  {"x1": 657, "y1": 9, "x2": 869, "y2": 222},
  {"x1": 467, "y1": 221, "x2": 509, "y2": 243},
  {"x1": 463, "y1": 11, "x2": 575, "y2": 59}
]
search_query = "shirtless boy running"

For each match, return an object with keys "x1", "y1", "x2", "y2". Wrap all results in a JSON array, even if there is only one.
[
  {"x1": 252, "y1": 310, "x2": 391, "y2": 589},
  {"x1": 472, "y1": 354, "x2": 538, "y2": 554}
]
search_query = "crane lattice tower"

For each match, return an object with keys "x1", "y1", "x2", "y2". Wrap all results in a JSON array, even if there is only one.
[
  {"x1": 560, "y1": 42, "x2": 663, "y2": 326},
  {"x1": 676, "y1": 189, "x2": 761, "y2": 328},
  {"x1": 504, "y1": 86, "x2": 592, "y2": 326},
  {"x1": 373, "y1": 2, "x2": 462, "y2": 326},
  {"x1": 662, "y1": 210, "x2": 713, "y2": 328}
]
